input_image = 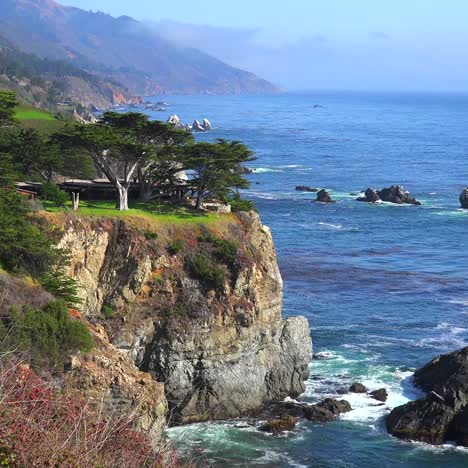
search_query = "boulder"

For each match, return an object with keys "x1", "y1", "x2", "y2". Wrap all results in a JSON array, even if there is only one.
[
  {"x1": 356, "y1": 188, "x2": 380, "y2": 203},
  {"x1": 316, "y1": 398, "x2": 352, "y2": 415},
  {"x1": 349, "y1": 382, "x2": 367, "y2": 393},
  {"x1": 303, "y1": 405, "x2": 336, "y2": 422},
  {"x1": 315, "y1": 189, "x2": 335, "y2": 203},
  {"x1": 235, "y1": 165, "x2": 253, "y2": 175},
  {"x1": 460, "y1": 188, "x2": 468, "y2": 209},
  {"x1": 296, "y1": 186, "x2": 318, "y2": 192},
  {"x1": 386, "y1": 346, "x2": 468, "y2": 446},
  {"x1": 259, "y1": 416, "x2": 297, "y2": 434},
  {"x1": 370, "y1": 388, "x2": 388, "y2": 402},
  {"x1": 378, "y1": 185, "x2": 421, "y2": 205}
]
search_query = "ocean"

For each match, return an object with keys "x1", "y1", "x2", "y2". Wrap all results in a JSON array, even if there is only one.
[{"x1": 142, "y1": 92, "x2": 468, "y2": 467}]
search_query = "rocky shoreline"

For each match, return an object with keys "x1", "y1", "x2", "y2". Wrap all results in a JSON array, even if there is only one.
[{"x1": 387, "y1": 346, "x2": 468, "y2": 447}]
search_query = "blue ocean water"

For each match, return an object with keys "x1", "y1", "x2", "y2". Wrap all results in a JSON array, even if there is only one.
[{"x1": 144, "y1": 92, "x2": 468, "y2": 467}]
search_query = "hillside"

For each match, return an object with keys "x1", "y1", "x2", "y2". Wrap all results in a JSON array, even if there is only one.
[
  {"x1": 0, "y1": 0, "x2": 279, "y2": 95},
  {"x1": 0, "y1": 34, "x2": 135, "y2": 112}
]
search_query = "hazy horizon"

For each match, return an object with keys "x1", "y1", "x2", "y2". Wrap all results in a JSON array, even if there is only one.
[{"x1": 58, "y1": 0, "x2": 468, "y2": 93}]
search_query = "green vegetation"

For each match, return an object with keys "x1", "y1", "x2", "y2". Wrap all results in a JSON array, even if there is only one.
[
  {"x1": 0, "y1": 300, "x2": 93, "y2": 369},
  {"x1": 228, "y1": 193, "x2": 256, "y2": 212},
  {"x1": 40, "y1": 181, "x2": 69, "y2": 207},
  {"x1": 0, "y1": 190, "x2": 55, "y2": 276},
  {"x1": 199, "y1": 231, "x2": 239, "y2": 263},
  {"x1": 182, "y1": 139, "x2": 255, "y2": 210},
  {"x1": 190, "y1": 254, "x2": 226, "y2": 290},
  {"x1": 168, "y1": 239, "x2": 185, "y2": 255},
  {"x1": 45, "y1": 199, "x2": 221, "y2": 225},
  {"x1": 16, "y1": 106, "x2": 55, "y2": 121},
  {"x1": 16, "y1": 105, "x2": 67, "y2": 134},
  {"x1": 101, "y1": 305, "x2": 113, "y2": 319}
]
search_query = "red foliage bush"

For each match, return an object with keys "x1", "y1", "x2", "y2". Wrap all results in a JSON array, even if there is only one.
[{"x1": 0, "y1": 359, "x2": 179, "y2": 467}]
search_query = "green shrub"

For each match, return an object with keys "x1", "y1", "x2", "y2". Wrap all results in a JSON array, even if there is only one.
[
  {"x1": 199, "y1": 231, "x2": 238, "y2": 264},
  {"x1": 0, "y1": 300, "x2": 94, "y2": 369},
  {"x1": 143, "y1": 230, "x2": 158, "y2": 240},
  {"x1": 228, "y1": 193, "x2": 256, "y2": 212},
  {"x1": 168, "y1": 239, "x2": 184, "y2": 256},
  {"x1": 40, "y1": 252, "x2": 81, "y2": 308},
  {"x1": 214, "y1": 239, "x2": 238, "y2": 263},
  {"x1": 190, "y1": 254, "x2": 225, "y2": 290},
  {"x1": 0, "y1": 189, "x2": 55, "y2": 277},
  {"x1": 101, "y1": 305, "x2": 113, "y2": 319},
  {"x1": 40, "y1": 182, "x2": 69, "y2": 207}
]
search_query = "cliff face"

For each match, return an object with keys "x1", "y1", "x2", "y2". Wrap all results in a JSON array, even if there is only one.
[{"x1": 57, "y1": 212, "x2": 312, "y2": 424}]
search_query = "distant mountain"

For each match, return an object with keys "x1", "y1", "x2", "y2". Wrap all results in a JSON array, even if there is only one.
[
  {"x1": 0, "y1": 33, "x2": 136, "y2": 113},
  {"x1": 0, "y1": 0, "x2": 279, "y2": 95}
]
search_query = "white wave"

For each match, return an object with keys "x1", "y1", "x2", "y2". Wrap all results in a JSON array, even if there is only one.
[
  {"x1": 313, "y1": 350, "x2": 339, "y2": 360},
  {"x1": 341, "y1": 371, "x2": 415, "y2": 423},
  {"x1": 448, "y1": 298, "x2": 468, "y2": 307},
  {"x1": 318, "y1": 222, "x2": 344, "y2": 230},
  {"x1": 436, "y1": 322, "x2": 467, "y2": 335},
  {"x1": 252, "y1": 167, "x2": 282, "y2": 173}
]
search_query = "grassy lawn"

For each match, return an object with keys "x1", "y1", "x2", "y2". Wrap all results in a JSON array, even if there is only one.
[
  {"x1": 44, "y1": 199, "x2": 224, "y2": 225},
  {"x1": 16, "y1": 106, "x2": 55, "y2": 121},
  {"x1": 15, "y1": 105, "x2": 67, "y2": 134}
]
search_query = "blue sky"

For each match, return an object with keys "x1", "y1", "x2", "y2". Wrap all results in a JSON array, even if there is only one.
[{"x1": 58, "y1": 0, "x2": 468, "y2": 91}]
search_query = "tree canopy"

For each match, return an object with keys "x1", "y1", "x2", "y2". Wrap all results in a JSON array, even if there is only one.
[{"x1": 183, "y1": 139, "x2": 255, "y2": 209}]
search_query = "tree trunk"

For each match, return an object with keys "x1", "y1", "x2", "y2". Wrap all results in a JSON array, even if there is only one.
[
  {"x1": 72, "y1": 192, "x2": 80, "y2": 211},
  {"x1": 195, "y1": 192, "x2": 203, "y2": 210},
  {"x1": 116, "y1": 185, "x2": 129, "y2": 211}
]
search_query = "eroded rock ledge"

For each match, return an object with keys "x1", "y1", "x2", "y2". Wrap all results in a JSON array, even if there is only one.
[{"x1": 57, "y1": 211, "x2": 312, "y2": 426}]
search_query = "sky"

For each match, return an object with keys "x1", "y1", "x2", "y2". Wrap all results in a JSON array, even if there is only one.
[{"x1": 58, "y1": 0, "x2": 468, "y2": 92}]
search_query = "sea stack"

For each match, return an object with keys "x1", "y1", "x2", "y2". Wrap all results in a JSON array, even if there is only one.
[{"x1": 460, "y1": 188, "x2": 468, "y2": 208}]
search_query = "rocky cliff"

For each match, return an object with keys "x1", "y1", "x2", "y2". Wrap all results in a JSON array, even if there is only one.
[{"x1": 54, "y1": 211, "x2": 312, "y2": 425}]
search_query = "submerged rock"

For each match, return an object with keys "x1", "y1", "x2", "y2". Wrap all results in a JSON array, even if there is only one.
[
  {"x1": 259, "y1": 416, "x2": 297, "y2": 434},
  {"x1": 386, "y1": 346, "x2": 468, "y2": 446},
  {"x1": 315, "y1": 189, "x2": 335, "y2": 203},
  {"x1": 296, "y1": 186, "x2": 318, "y2": 192},
  {"x1": 460, "y1": 188, "x2": 468, "y2": 209}
]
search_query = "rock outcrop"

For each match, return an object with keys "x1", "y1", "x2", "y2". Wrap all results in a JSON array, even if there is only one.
[
  {"x1": 370, "y1": 388, "x2": 388, "y2": 402},
  {"x1": 296, "y1": 186, "x2": 318, "y2": 192},
  {"x1": 167, "y1": 115, "x2": 212, "y2": 132},
  {"x1": 56, "y1": 211, "x2": 312, "y2": 425},
  {"x1": 64, "y1": 318, "x2": 168, "y2": 446},
  {"x1": 315, "y1": 189, "x2": 335, "y2": 203},
  {"x1": 387, "y1": 346, "x2": 468, "y2": 446},
  {"x1": 357, "y1": 186, "x2": 421, "y2": 205},
  {"x1": 303, "y1": 398, "x2": 352, "y2": 422},
  {"x1": 460, "y1": 188, "x2": 468, "y2": 209},
  {"x1": 350, "y1": 382, "x2": 367, "y2": 393}
]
